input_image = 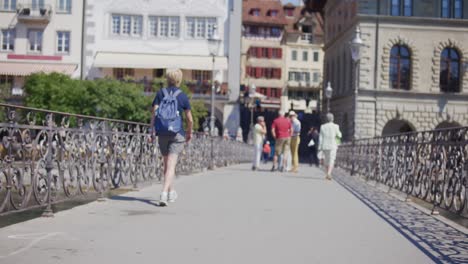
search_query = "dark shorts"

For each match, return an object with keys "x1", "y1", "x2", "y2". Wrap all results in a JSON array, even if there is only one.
[{"x1": 158, "y1": 134, "x2": 186, "y2": 156}]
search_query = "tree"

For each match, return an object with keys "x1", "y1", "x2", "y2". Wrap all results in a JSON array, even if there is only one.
[{"x1": 24, "y1": 73, "x2": 152, "y2": 123}]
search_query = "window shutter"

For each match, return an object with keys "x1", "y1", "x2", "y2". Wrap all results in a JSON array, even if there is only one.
[
  {"x1": 246, "y1": 66, "x2": 251, "y2": 77},
  {"x1": 257, "y1": 47, "x2": 262, "y2": 58},
  {"x1": 278, "y1": 48, "x2": 282, "y2": 58},
  {"x1": 268, "y1": 48, "x2": 273, "y2": 58},
  {"x1": 255, "y1": 67, "x2": 261, "y2": 78}
]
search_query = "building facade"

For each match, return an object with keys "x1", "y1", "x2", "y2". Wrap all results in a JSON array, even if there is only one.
[
  {"x1": 283, "y1": 3, "x2": 324, "y2": 113},
  {"x1": 0, "y1": 0, "x2": 84, "y2": 96},
  {"x1": 83, "y1": 0, "x2": 241, "y2": 136},
  {"x1": 241, "y1": 0, "x2": 287, "y2": 111},
  {"x1": 323, "y1": 0, "x2": 468, "y2": 140}
]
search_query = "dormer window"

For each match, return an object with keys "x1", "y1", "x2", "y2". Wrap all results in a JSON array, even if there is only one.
[
  {"x1": 285, "y1": 8, "x2": 294, "y2": 17},
  {"x1": 268, "y1": 10, "x2": 279, "y2": 17},
  {"x1": 250, "y1": 8, "x2": 260, "y2": 16}
]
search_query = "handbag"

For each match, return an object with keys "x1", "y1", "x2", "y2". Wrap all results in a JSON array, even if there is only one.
[{"x1": 307, "y1": 138, "x2": 315, "y2": 147}]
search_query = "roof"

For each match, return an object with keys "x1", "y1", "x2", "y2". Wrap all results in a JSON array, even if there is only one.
[
  {"x1": 284, "y1": 5, "x2": 324, "y2": 36},
  {"x1": 242, "y1": 0, "x2": 288, "y2": 26}
]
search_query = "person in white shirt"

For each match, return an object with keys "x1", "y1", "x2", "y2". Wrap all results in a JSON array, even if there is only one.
[
  {"x1": 252, "y1": 116, "x2": 267, "y2": 171},
  {"x1": 318, "y1": 113, "x2": 342, "y2": 180},
  {"x1": 289, "y1": 111, "x2": 301, "y2": 172}
]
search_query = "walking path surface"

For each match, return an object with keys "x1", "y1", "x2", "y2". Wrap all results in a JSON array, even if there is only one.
[{"x1": 0, "y1": 164, "x2": 467, "y2": 264}]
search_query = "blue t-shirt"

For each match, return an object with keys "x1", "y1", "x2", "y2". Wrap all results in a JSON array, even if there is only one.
[{"x1": 152, "y1": 87, "x2": 191, "y2": 134}]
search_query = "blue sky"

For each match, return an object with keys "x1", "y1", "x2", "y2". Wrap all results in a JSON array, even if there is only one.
[{"x1": 281, "y1": 0, "x2": 302, "y2": 5}]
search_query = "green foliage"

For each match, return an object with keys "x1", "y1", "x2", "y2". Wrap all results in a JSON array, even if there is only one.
[
  {"x1": 24, "y1": 73, "x2": 152, "y2": 123},
  {"x1": 23, "y1": 73, "x2": 208, "y2": 130}
]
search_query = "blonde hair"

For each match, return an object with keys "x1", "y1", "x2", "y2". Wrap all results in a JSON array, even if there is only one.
[{"x1": 166, "y1": 68, "x2": 183, "y2": 87}]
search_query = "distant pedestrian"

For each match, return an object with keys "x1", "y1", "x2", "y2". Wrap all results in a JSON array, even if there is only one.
[
  {"x1": 289, "y1": 111, "x2": 301, "y2": 173},
  {"x1": 271, "y1": 110, "x2": 292, "y2": 172},
  {"x1": 252, "y1": 116, "x2": 267, "y2": 170},
  {"x1": 307, "y1": 127, "x2": 320, "y2": 167},
  {"x1": 151, "y1": 69, "x2": 193, "y2": 206},
  {"x1": 262, "y1": 141, "x2": 271, "y2": 163},
  {"x1": 318, "y1": 113, "x2": 342, "y2": 180}
]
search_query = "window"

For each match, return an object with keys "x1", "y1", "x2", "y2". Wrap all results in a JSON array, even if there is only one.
[
  {"x1": 270, "y1": 27, "x2": 281, "y2": 37},
  {"x1": 111, "y1": 14, "x2": 143, "y2": 37},
  {"x1": 57, "y1": 0, "x2": 71, "y2": 13},
  {"x1": 389, "y1": 45, "x2": 411, "y2": 90},
  {"x1": 272, "y1": 48, "x2": 282, "y2": 59},
  {"x1": 149, "y1": 16, "x2": 180, "y2": 38},
  {"x1": 442, "y1": 0, "x2": 463, "y2": 18},
  {"x1": 302, "y1": 51, "x2": 308, "y2": 61},
  {"x1": 302, "y1": 72, "x2": 310, "y2": 82},
  {"x1": 285, "y1": 8, "x2": 294, "y2": 17},
  {"x1": 32, "y1": 0, "x2": 44, "y2": 10},
  {"x1": 313, "y1": 72, "x2": 320, "y2": 82},
  {"x1": 440, "y1": 48, "x2": 460, "y2": 93},
  {"x1": 292, "y1": 50, "x2": 297, "y2": 61},
  {"x1": 248, "y1": 67, "x2": 281, "y2": 79},
  {"x1": 250, "y1": 9, "x2": 260, "y2": 16},
  {"x1": 391, "y1": 0, "x2": 412, "y2": 16},
  {"x1": 113, "y1": 68, "x2": 135, "y2": 79},
  {"x1": 28, "y1": 30, "x2": 43, "y2": 52},
  {"x1": 56, "y1": 31, "x2": 70, "y2": 54},
  {"x1": 270, "y1": 88, "x2": 280, "y2": 98},
  {"x1": 192, "y1": 70, "x2": 212, "y2": 81},
  {"x1": 1, "y1": 0, "x2": 16, "y2": 11},
  {"x1": 313, "y1": 52, "x2": 319, "y2": 62},
  {"x1": 1, "y1": 29, "x2": 14, "y2": 51},
  {"x1": 268, "y1": 10, "x2": 278, "y2": 17},
  {"x1": 186, "y1": 17, "x2": 217, "y2": 39}
]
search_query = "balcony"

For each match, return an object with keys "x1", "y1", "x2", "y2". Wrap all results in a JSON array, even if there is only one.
[
  {"x1": 186, "y1": 80, "x2": 229, "y2": 101},
  {"x1": 16, "y1": 4, "x2": 52, "y2": 23}
]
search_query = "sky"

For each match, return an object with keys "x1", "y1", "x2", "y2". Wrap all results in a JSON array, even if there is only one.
[{"x1": 281, "y1": 0, "x2": 303, "y2": 6}]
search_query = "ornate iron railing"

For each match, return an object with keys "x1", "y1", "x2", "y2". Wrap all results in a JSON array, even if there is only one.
[
  {"x1": 0, "y1": 103, "x2": 252, "y2": 216},
  {"x1": 336, "y1": 127, "x2": 468, "y2": 216}
]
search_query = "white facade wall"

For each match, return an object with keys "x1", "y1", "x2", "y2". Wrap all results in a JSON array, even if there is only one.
[{"x1": 0, "y1": 0, "x2": 84, "y2": 80}]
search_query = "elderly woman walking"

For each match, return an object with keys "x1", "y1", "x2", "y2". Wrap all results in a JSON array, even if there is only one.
[{"x1": 318, "y1": 113, "x2": 342, "y2": 180}]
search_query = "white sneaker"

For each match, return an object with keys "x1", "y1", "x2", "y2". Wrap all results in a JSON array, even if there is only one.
[
  {"x1": 159, "y1": 192, "x2": 168, "y2": 206},
  {"x1": 168, "y1": 190, "x2": 178, "y2": 203}
]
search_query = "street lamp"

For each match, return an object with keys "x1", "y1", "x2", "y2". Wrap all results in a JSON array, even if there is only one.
[
  {"x1": 207, "y1": 25, "x2": 221, "y2": 137},
  {"x1": 349, "y1": 26, "x2": 364, "y2": 140},
  {"x1": 324, "y1": 82, "x2": 333, "y2": 113}
]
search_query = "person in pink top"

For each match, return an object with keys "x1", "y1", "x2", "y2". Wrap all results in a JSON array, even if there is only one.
[{"x1": 271, "y1": 110, "x2": 292, "y2": 172}]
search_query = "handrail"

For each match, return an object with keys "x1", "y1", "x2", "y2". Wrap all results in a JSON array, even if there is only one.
[
  {"x1": 0, "y1": 104, "x2": 252, "y2": 216},
  {"x1": 336, "y1": 126, "x2": 468, "y2": 217}
]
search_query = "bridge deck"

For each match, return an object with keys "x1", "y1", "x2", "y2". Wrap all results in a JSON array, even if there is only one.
[{"x1": 0, "y1": 164, "x2": 466, "y2": 264}]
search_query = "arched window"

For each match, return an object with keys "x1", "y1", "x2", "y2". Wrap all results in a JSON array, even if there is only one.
[
  {"x1": 440, "y1": 48, "x2": 461, "y2": 93},
  {"x1": 390, "y1": 45, "x2": 411, "y2": 90}
]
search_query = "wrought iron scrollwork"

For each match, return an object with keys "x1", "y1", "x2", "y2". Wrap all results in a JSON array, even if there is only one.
[
  {"x1": 337, "y1": 127, "x2": 468, "y2": 217},
  {"x1": 0, "y1": 103, "x2": 253, "y2": 215}
]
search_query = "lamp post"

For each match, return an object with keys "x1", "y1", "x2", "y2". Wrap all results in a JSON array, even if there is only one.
[
  {"x1": 349, "y1": 26, "x2": 364, "y2": 140},
  {"x1": 207, "y1": 25, "x2": 221, "y2": 137},
  {"x1": 324, "y1": 82, "x2": 333, "y2": 114}
]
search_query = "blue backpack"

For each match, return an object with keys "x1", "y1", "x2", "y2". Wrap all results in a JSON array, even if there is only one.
[{"x1": 154, "y1": 88, "x2": 183, "y2": 136}]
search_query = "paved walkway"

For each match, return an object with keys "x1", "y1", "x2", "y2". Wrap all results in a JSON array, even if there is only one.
[{"x1": 0, "y1": 164, "x2": 466, "y2": 264}]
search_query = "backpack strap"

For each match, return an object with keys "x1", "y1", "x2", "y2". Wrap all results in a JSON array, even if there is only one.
[
  {"x1": 172, "y1": 89, "x2": 182, "y2": 97},
  {"x1": 162, "y1": 88, "x2": 169, "y2": 98}
]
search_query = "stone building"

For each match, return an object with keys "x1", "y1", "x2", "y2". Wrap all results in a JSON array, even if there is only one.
[
  {"x1": 83, "y1": 0, "x2": 242, "y2": 137},
  {"x1": 0, "y1": 0, "x2": 84, "y2": 95},
  {"x1": 282, "y1": 3, "x2": 324, "y2": 113},
  {"x1": 323, "y1": 0, "x2": 468, "y2": 140}
]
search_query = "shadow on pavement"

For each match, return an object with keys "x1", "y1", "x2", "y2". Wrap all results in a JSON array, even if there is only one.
[
  {"x1": 110, "y1": 196, "x2": 161, "y2": 207},
  {"x1": 282, "y1": 175, "x2": 326, "y2": 181}
]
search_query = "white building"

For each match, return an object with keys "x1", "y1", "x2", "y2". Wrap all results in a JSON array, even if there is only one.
[
  {"x1": 83, "y1": 0, "x2": 242, "y2": 136},
  {"x1": 283, "y1": 4, "x2": 324, "y2": 113},
  {"x1": 0, "y1": 0, "x2": 84, "y2": 95}
]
